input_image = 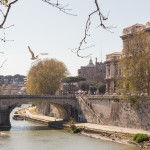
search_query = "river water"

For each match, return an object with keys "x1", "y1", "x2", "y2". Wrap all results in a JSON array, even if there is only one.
[{"x1": 0, "y1": 105, "x2": 146, "y2": 150}]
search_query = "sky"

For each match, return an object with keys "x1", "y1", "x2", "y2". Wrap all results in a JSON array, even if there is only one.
[{"x1": 0, "y1": 0, "x2": 150, "y2": 76}]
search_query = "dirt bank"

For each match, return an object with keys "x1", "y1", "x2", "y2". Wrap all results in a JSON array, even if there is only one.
[{"x1": 80, "y1": 128, "x2": 150, "y2": 149}]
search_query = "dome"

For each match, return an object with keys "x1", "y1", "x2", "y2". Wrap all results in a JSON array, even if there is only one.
[{"x1": 87, "y1": 59, "x2": 95, "y2": 67}]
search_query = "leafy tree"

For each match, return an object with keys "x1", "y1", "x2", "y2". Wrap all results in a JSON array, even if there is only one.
[
  {"x1": 80, "y1": 83, "x2": 89, "y2": 92},
  {"x1": 13, "y1": 74, "x2": 26, "y2": 82},
  {"x1": 118, "y1": 31, "x2": 150, "y2": 97},
  {"x1": 63, "y1": 76, "x2": 86, "y2": 83},
  {"x1": 4, "y1": 75, "x2": 12, "y2": 83},
  {"x1": 90, "y1": 86, "x2": 97, "y2": 95},
  {"x1": 98, "y1": 83, "x2": 106, "y2": 94},
  {"x1": 26, "y1": 59, "x2": 68, "y2": 95},
  {"x1": 88, "y1": 82, "x2": 106, "y2": 95},
  {"x1": 88, "y1": 83, "x2": 97, "y2": 94},
  {"x1": 63, "y1": 76, "x2": 86, "y2": 93}
]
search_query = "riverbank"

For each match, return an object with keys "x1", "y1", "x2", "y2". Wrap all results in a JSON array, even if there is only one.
[
  {"x1": 80, "y1": 128, "x2": 150, "y2": 149},
  {"x1": 16, "y1": 106, "x2": 150, "y2": 149}
]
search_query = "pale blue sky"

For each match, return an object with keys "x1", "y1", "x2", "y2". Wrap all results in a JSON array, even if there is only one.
[{"x1": 0, "y1": 0, "x2": 150, "y2": 76}]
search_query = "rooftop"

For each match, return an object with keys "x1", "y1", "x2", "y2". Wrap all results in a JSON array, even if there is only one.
[
  {"x1": 87, "y1": 59, "x2": 95, "y2": 67},
  {"x1": 122, "y1": 22, "x2": 150, "y2": 37}
]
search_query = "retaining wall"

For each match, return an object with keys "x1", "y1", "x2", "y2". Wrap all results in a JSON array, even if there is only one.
[
  {"x1": 35, "y1": 95, "x2": 150, "y2": 131},
  {"x1": 86, "y1": 95, "x2": 150, "y2": 131}
]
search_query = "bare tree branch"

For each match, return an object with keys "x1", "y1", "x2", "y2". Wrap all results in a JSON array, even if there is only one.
[
  {"x1": 70, "y1": 45, "x2": 95, "y2": 58},
  {"x1": 0, "y1": 0, "x2": 110, "y2": 58},
  {"x1": 42, "y1": 0, "x2": 77, "y2": 16},
  {"x1": 0, "y1": 27, "x2": 14, "y2": 42},
  {"x1": 0, "y1": 0, "x2": 18, "y2": 28},
  {"x1": 73, "y1": 0, "x2": 110, "y2": 58},
  {"x1": 0, "y1": 59, "x2": 7, "y2": 69},
  {"x1": 0, "y1": 0, "x2": 17, "y2": 42}
]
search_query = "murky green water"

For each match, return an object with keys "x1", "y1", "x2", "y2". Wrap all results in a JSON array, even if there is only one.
[{"x1": 0, "y1": 105, "x2": 146, "y2": 150}]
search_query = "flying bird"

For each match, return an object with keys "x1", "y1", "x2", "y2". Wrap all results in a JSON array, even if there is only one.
[{"x1": 28, "y1": 46, "x2": 48, "y2": 60}]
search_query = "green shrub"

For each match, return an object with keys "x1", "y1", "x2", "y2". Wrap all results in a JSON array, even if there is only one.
[
  {"x1": 133, "y1": 133, "x2": 149, "y2": 143},
  {"x1": 67, "y1": 117, "x2": 83, "y2": 133},
  {"x1": 73, "y1": 127, "x2": 82, "y2": 133}
]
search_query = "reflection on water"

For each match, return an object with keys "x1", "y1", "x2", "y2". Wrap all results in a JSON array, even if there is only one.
[{"x1": 0, "y1": 105, "x2": 146, "y2": 150}]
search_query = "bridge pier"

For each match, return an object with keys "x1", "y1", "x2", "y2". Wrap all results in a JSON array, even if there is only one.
[{"x1": 0, "y1": 110, "x2": 11, "y2": 127}]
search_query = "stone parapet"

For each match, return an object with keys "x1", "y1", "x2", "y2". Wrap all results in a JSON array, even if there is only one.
[{"x1": 0, "y1": 95, "x2": 76, "y2": 99}]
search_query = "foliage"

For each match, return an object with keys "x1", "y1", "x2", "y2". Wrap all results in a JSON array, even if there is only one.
[
  {"x1": 72, "y1": 127, "x2": 83, "y2": 133},
  {"x1": 80, "y1": 83, "x2": 89, "y2": 92},
  {"x1": 67, "y1": 117, "x2": 75, "y2": 132},
  {"x1": 3, "y1": 86, "x2": 11, "y2": 94},
  {"x1": 63, "y1": 76, "x2": 86, "y2": 94},
  {"x1": 98, "y1": 83, "x2": 106, "y2": 94},
  {"x1": 67, "y1": 117, "x2": 83, "y2": 133},
  {"x1": 68, "y1": 117, "x2": 75, "y2": 125},
  {"x1": 26, "y1": 59, "x2": 68, "y2": 95},
  {"x1": 88, "y1": 82, "x2": 106, "y2": 94},
  {"x1": 0, "y1": 0, "x2": 8, "y2": 6},
  {"x1": 63, "y1": 76, "x2": 86, "y2": 83},
  {"x1": 133, "y1": 133, "x2": 149, "y2": 143},
  {"x1": 0, "y1": 74, "x2": 25, "y2": 85},
  {"x1": 90, "y1": 86, "x2": 97, "y2": 95},
  {"x1": 117, "y1": 31, "x2": 150, "y2": 98},
  {"x1": 130, "y1": 95, "x2": 139, "y2": 108}
]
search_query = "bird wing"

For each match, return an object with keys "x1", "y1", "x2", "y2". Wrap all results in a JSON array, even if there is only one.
[
  {"x1": 36, "y1": 53, "x2": 48, "y2": 58},
  {"x1": 40, "y1": 53, "x2": 48, "y2": 55},
  {"x1": 28, "y1": 46, "x2": 35, "y2": 58}
]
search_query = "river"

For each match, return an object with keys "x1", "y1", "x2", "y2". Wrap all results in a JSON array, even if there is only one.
[{"x1": 0, "y1": 105, "x2": 146, "y2": 150}]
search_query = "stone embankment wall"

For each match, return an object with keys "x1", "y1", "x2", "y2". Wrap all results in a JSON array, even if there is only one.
[
  {"x1": 35, "y1": 100, "x2": 79, "y2": 121},
  {"x1": 76, "y1": 96, "x2": 100, "y2": 123},
  {"x1": 36, "y1": 102, "x2": 59, "y2": 117},
  {"x1": 35, "y1": 95, "x2": 150, "y2": 131},
  {"x1": 83, "y1": 95, "x2": 150, "y2": 131}
]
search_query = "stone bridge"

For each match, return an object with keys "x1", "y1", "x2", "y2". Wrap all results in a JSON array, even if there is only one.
[
  {"x1": 3, "y1": 95, "x2": 149, "y2": 131},
  {"x1": 0, "y1": 95, "x2": 77, "y2": 127}
]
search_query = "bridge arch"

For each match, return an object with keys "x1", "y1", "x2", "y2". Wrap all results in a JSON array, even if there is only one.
[{"x1": 0, "y1": 95, "x2": 78, "y2": 127}]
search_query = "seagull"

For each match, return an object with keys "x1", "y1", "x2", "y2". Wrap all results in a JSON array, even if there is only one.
[{"x1": 28, "y1": 46, "x2": 48, "y2": 60}]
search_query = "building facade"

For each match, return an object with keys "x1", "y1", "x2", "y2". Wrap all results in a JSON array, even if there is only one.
[
  {"x1": 105, "y1": 21, "x2": 150, "y2": 94},
  {"x1": 121, "y1": 22, "x2": 150, "y2": 54},
  {"x1": 78, "y1": 58, "x2": 106, "y2": 83},
  {"x1": 1, "y1": 76, "x2": 27, "y2": 95},
  {"x1": 105, "y1": 52, "x2": 122, "y2": 94}
]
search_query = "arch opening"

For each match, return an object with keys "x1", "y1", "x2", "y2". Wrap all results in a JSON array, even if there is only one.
[{"x1": 8, "y1": 101, "x2": 74, "y2": 127}]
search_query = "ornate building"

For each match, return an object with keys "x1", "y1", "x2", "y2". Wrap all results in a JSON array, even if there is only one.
[
  {"x1": 105, "y1": 52, "x2": 122, "y2": 94},
  {"x1": 121, "y1": 22, "x2": 150, "y2": 56},
  {"x1": 78, "y1": 58, "x2": 106, "y2": 83},
  {"x1": 105, "y1": 21, "x2": 150, "y2": 94}
]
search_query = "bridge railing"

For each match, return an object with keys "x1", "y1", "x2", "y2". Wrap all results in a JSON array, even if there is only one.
[{"x1": 0, "y1": 95, "x2": 76, "y2": 99}]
